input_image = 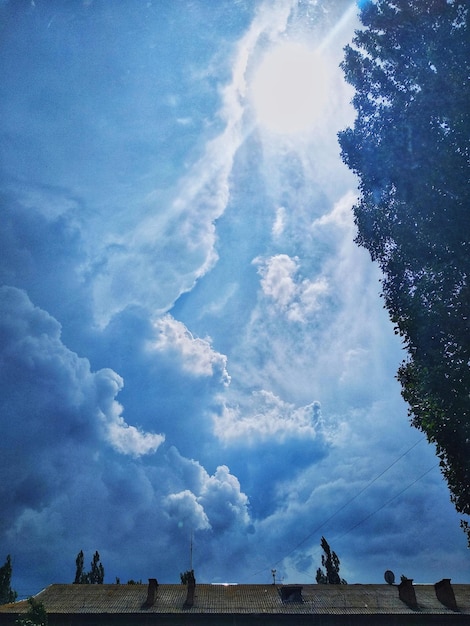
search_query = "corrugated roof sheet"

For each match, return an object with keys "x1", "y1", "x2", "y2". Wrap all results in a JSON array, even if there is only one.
[{"x1": 1, "y1": 583, "x2": 469, "y2": 616}]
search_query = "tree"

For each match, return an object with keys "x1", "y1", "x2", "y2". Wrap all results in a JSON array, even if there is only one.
[
  {"x1": 73, "y1": 550, "x2": 104, "y2": 584},
  {"x1": 0, "y1": 555, "x2": 17, "y2": 604},
  {"x1": 180, "y1": 570, "x2": 196, "y2": 585},
  {"x1": 73, "y1": 550, "x2": 85, "y2": 584},
  {"x1": 88, "y1": 551, "x2": 105, "y2": 584},
  {"x1": 15, "y1": 598, "x2": 48, "y2": 626},
  {"x1": 339, "y1": 0, "x2": 470, "y2": 544},
  {"x1": 316, "y1": 537, "x2": 347, "y2": 584}
]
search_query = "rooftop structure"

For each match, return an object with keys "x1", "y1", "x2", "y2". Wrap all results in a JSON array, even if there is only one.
[{"x1": 0, "y1": 579, "x2": 469, "y2": 625}]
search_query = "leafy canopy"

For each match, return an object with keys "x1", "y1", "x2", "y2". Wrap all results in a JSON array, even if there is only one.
[
  {"x1": 339, "y1": 0, "x2": 470, "y2": 543},
  {"x1": 180, "y1": 570, "x2": 196, "y2": 585},
  {"x1": 316, "y1": 537, "x2": 347, "y2": 585},
  {"x1": 73, "y1": 550, "x2": 105, "y2": 584},
  {"x1": 0, "y1": 555, "x2": 17, "y2": 605},
  {"x1": 15, "y1": 598, "x2": 48, "y2": 626}
]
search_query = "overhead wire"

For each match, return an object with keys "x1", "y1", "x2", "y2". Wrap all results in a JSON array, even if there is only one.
[
  {"x1": 331, "y1": 462, "x2": 439, "y2": 545},
  {"x1": 247, "y1": 436, "x2": 429, "y2": 581},
  {"x1": 287, "y1": 461, "x2": 439, "y2": 582}
]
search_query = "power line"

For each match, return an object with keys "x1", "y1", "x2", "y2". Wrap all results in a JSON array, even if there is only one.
[
  {"x1": 291, "y1": 462, "x2": 439, "y2": 581},
  {"x1": 332, "y1": 462, "x2": 439, "y2": 545},
  {"x1": 247, "y1": 436, "x2": 427, "y2": 580}
]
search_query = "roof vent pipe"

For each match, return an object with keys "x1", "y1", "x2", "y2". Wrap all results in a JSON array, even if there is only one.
[{"x1": 435, "y1": 578, "x2": 458, "y2": 611}]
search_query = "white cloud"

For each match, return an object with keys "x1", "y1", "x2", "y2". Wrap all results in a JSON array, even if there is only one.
[
  {"x1": 164, "y1": 465, "x2": 250, "y2": 533},
  {"x1": 311, "y1": 190, "x2": 358, "y2": 231},
  {"x1": 151, "y1": 314, "x2": 230, "y2": 385},
  {"x1": 199, "y1": 465, "x2": 250, "y2": 531},
  {"x1": 213, "y1": 390, "x2": 323, "y2": 444},
  {"x1": 105, "y1": 415, "x2": 165, "y2": 458},
  {"x1": 254, "y1": 254, "x2": 328, "y2": 322},
  {"x1": 272, "y1": 206, "x2": 286, "y2": 238},
  {"x1": 0, "y1": 286, "x2": 165, "y2": 459},
  {"x1": 90, "y1": 1, "x2": 297, "y2": 328},
  {"x1": 257, "y1": 253, "x2": 298, "y2": 307},
  {"x1": 164, "y1": 490, "x2": 211, "y2": 532}
]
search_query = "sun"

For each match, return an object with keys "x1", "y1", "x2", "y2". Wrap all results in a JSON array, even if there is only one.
[{"x1": 250, "y1": 42, "x2": 328, "y2": 135}]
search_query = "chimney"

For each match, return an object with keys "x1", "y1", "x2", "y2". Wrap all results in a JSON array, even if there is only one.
[
  {"x1": 435, "y1": 579, "x2": 458, "y2": 611},
  {"x1": 143, "y1": 578, "x2": 158, "y2": 608},
  {"x1": 183, "y1": 578, "x2": 196, "y2": 609},
  {"x1": 398, "y1": 578, "x2": 418, "y2": 609},
  {"x1": 280, "y1": 585, "x2": 303, "y2": 603}
]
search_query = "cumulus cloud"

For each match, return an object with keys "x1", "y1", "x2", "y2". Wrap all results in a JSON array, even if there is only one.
[
  {"x1": 151, "y1": 314, "x2": 230, "y2": 385},
  {"x1": 164, "y1": 464, "x2": 250, "y2": 533},
  {"x1": 164, "y1": 490, "x2": 211, "y2": 531},
  {"x1": 254, "y1": 254, "x2": 328, "y2": 322},
  {"x1": 213, "y1": 390, "x2": 323, "y2": 444},
  {"x1": 199, "y1": 465, "x2": 250, "y2": 531},
  {"x1": 106, "y1": 413, "x2": 165, "y2": 457},
  {"x1": 0, "y1": 286, "x2": 164, "y2": 460}
]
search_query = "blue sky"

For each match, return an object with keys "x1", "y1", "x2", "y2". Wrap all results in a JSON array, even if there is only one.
[{"x1": 0, "y1": 0, "x2": 468, "y2": 597}]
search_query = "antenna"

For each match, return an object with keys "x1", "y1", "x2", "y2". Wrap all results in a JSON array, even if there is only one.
[
  {"x1": 384, "y1": 570, "x2": 395, "y2": 585},
  {"x1": 190, "y1": 529, "x2": 193, "y2": 571},
  {"x1": 271, "y1": 569, "x2": 277, "y2": 585}
]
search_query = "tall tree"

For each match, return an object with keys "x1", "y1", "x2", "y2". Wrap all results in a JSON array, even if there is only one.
[
  {"x1": 73, "y1": 550, "x2": 104, "y2": 584},
  {"x1": 339, "y1": 0, "x2": 470, "y2": 543},
  {"x1": 0, "y1": 555, "x2": 17, "y2": 604},
  {"x1": 88, "y1": 551, "x2": 105, "y2": 584},
  {"x1": 73, "y1": 550, "x2": 85, "y2": 585},
  {"x1": 316, "y1": 537, "x2": 347, "y2": 584}
]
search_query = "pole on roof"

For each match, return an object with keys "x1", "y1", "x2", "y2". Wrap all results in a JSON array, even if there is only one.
[{"x1": 190, "y1": 528, "x2": 193, "y2": 572}]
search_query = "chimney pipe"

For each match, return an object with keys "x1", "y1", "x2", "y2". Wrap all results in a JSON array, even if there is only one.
[
  {"x1": 183, "y1": 578, "x2": 196, "y2": 609},
  {"x1": 435, "y1": 578, "x2": 458, "y2": 611},
  {"x1": 398, "y1": 578, "x2": 418, "y2": 609},
  {"x1": 143, "y1": 578, "x2": 158, "y2": 608}
]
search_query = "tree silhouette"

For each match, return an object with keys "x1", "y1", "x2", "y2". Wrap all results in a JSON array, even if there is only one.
[
  {"x1": 74, "y1": 550, "x2": 85, "y2": 584},
  {"x1": 73, "y1": 550, "x2": 104, "y2": 584},
  {"x1": 339, "y1": 0, "x2": 470, "y2": 543},
  {"x1": 316, "y1": 537, "x2": 347, "y2": 585},
  {"x1": 0, "y1": 555, "x2": 17, "y2": 604},
  {"x1": 180, "y1": 570, "x2": 196, "y2": 585},
  {"x1": 89, "y1": 551, "x2": 105, "y2": 584}
]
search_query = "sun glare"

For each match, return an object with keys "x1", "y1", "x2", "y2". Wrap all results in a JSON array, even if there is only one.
[{"x1": 250, "y1": 42, "x2": 328, "y2": 135}]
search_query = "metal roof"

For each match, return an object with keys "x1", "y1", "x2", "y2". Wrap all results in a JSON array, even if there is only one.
[{"x1": 1, "y1": 583, "x2": 469, "y2": 616}]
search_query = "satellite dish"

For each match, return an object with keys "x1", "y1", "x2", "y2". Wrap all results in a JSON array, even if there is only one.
[{"x1": 384, "y1": 570, "x2": 395, "y2": 585}]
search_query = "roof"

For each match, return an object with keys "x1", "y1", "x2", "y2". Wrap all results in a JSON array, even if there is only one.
[{"x1": 1, "y1": 583, "x2": 469, "y2": 617}]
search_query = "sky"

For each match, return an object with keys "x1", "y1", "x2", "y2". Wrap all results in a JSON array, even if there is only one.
[{"x1": 0, "y1": 0, "x2": 468, "y2": 598}]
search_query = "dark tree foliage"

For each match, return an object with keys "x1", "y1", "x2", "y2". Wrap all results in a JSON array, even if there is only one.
[
  {"x1": 0, "y1": 555, "x2": 17, "y2": 605},
  {"x1": 180, "y1": 570, "x2": 196, "y2": 585},
  {"x1": 88, "y1": 551, "x2": 105, "y2": 584},
  {"x1": 316, "y1": 537, "x2": 347, "y2": 584},
  {"x1": 73, "y1": 550, "x2": 84, "y2": 585},
  {"x1": 73, "y1": 550, "x2": 104, "y2": 584},
  {"x1": 15, "y1": 598, "x2": 48, "y2": 626},
  {"x1": 339, "y1": 0, "x2": 470, "y2": 543}
]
